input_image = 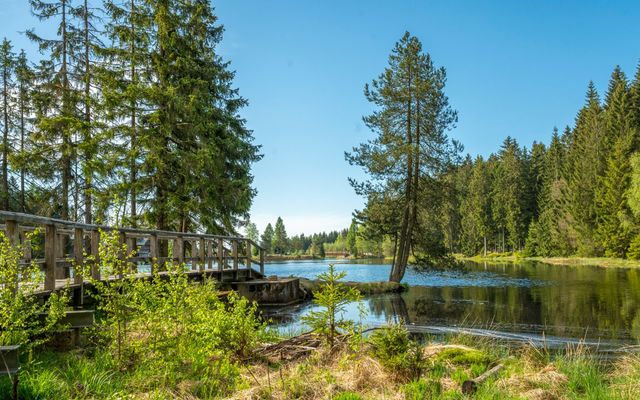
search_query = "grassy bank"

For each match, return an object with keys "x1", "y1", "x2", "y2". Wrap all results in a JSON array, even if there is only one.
[
  {"x1": 455, "y1": 253, "x2": 640, "y2": 268},
  {"x1": 3, "y1": 332, "x2": 640, "y2": 399},
  {"x1": 265, "y1": 254, "x2": 322, "y2": 262}
]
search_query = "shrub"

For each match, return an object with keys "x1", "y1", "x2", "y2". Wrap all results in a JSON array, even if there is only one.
[
  {"x1": 369, "y1": 322, "x2": 425, "y2": 381},
  {"x1": 0, "y1": 230, "x2": 67, "y2": 351},
  {"x1": 302, "y1": 264, "x2": 364, "y2": 345}
]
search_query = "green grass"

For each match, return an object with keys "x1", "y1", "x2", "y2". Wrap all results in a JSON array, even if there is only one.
[{"x1": 455, "y1": 252, "x2": 640, "y2": 268}]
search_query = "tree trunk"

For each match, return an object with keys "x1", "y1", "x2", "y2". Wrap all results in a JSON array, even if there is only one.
[
  {"x1": 390, "y1": 68, "x2": 414, "y2": 283},
  {"x1": 61, "y1": 0, "x2": 71, "y2": 220},
  {"x1": 2, "y1": 61, "x2": 9, "y2": 211},
  {"x1": 83, "y1": 0, "x2": 92, "y2": 224},
  {"x1": 129, "y1": 0, "x2": 137, "y2": 227},
  {"x1": 19, "y1": 80, "x2": 25, "y2": 212}
]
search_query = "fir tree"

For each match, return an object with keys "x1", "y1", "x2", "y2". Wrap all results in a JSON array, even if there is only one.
[
  {"x1": 260, "y1": 223, "x2": 274, "y2": 254},
  {"x1": 13, "y1": 50, "x2": 34, "y2": 212},
  {"x1": 0, "y1": 39, "x2": 14, "y2": 211},
  {"x1": 27, "y1": 0, "x2": 83, "y2": 220},
  {"x1": 564, "y1": 82, "x2": 606, "y2": 255},
  {"x1": 595, "y1": 69, "x2": 635, "y2": 257},
  {"x1": 273, "y1": 217, "x2": 288, "y2": 254},
  {"x1": 99, "y1": 0, "x2": 154, "y2": 225},
  {"x1": 492, "y1": 137, "x2": 527, "y2": 251},
  {"x1": 460, "y1": 156, "x2": 491, "y2": 255},
  {"x1": 346, "y1": 219, "x2": 358, "y2": 256}
]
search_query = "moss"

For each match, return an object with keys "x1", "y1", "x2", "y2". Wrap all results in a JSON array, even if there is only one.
[{"x1": 436, "y1": 347, "x2": 493, "y2": 366}]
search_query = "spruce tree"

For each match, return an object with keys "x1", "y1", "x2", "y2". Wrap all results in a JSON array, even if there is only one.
[
  {"x1": 346, "y1": 219, "x2": 358, "y2": 256},
  {"x1": 564, "y1": 82, "x2": 606, "y2": 255},
  {"x1": 528, "y1": 128, "x2": 574, "y2": 256},
  {"x1": 13, "y1": 51, "x2": 34, "y2": 212},
  {"x1": 145, "y1": 0, "x2": 261, "y2": 233},
  {"x1": 260, "y1": 223, "x2": 274, "y2": 255},
  {"x1": 273, "y1": 217, "x2": 288, "y2": 254},
  {"x1": 460, "y1": 156, "x2": 491, "y2": 255},
  {"x1": 492, "y1": 137, "x2": 527, "y2": 251},
  {"x1": 99, "y1": 0, "x2": 154, "y2": 225},
  {"x1": 0, "y1": 39, "x2": 14, "y2": 211},
  {"x1": 594, "y1": 68, "x2": 635, "y2": 257},
  {"x1": 27, "y1": 0, "x2": 82, "y2": 220}
]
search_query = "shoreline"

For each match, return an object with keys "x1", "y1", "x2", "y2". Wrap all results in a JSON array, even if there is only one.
[
  {"x1": 298, "y1": 277, "x2": 407, "y2": 296},
  {"x1": 455, "y1": 254, "x2": 640, "y2": 268}
]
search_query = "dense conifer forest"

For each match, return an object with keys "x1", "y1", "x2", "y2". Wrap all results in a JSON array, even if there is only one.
[
  {"x1": 0, "y1": 0, "x2": 260, "y2": 234},
  {"x1": 445, "y1": 66, "x2": 640, "y2": 259}
]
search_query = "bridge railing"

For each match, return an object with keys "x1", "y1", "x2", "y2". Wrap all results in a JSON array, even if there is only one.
[{"x1": 0, "y1": 211, "x2": 265, "y2": 291}]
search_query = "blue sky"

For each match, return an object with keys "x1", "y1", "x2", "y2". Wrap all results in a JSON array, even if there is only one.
[{"x1": 3, "y1": 1, "x2": 640, "y2": 235}]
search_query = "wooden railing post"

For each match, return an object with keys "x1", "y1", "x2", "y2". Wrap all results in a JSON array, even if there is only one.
[
  {"x1": 190, "y1": 240, "x2": 197, "y2": 271},
  {"x1": 259, "y1": 248, "x2": 265, "y2": 276},
  {"x1": 5, "y1": 219, "x2": 18, "y2": 246},
  {"x1": 149, "y1": 233, "x2": 158, "y2": 274},
  {"x1": 127, "y1": 236, "x2": 136, "y2": 273},
  {"x1": 199, "y1": 238, "x2": 205, "y2": 271},
  {"x1": 22, "y1": 230, "x2": 32, "y2": 263},
  {"x1": 175, "y1": 236, "x2": 184, "y2": 265},
  {"x1": 55, "y1": 232, "x2": 66, "y2": 279},
  {"x1": 232, "y1": 239, "x2": 239, "y2": 272},
  {"x1": 246, "y1": 241, "x2": 252, "y2": 270},
  {"x1": 44, "y1": 224, "x2": 57, "y2": 290},
  {"x1": 207, "y1": 239, "x2": 213, "y2": 270},
  {"x1": 217, "y1": 239, "x2": 223, "y2": 271},
  {"x1": 73, "y1": 227, "x2": 84, "y2": 308},
  {"x1": 90, "y1": 230, "x2": 100, "y2": 280},
  {"x1": 5, "y1": 220, "x2": 19, "y2": 292},
  {"x1": 73, "y1": 228, "x2": 84, "y2": 285}
]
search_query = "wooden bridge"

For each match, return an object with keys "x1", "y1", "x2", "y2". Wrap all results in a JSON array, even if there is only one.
[{"x1": 0, "y1": 211, "x2": 266, "y2": 304}]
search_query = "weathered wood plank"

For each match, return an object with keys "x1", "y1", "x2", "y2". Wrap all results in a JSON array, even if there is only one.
[
  {"x1": 90, "y1": 230, "x2": 100, "y2": 280},
  {"x1": 74, "y1": 228, "x2": 84, "y2": 285},
  {"x1": 44, "y1": 224, "x2": 57, "y2": 290}
]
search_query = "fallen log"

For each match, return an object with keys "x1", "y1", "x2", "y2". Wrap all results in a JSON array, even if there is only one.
[
  {"x1": 461, "y1": 363, "x2": 504, "y2": 394},
  {"x1": 256, "y1": 332, "x2": 322, "y2": 363}
]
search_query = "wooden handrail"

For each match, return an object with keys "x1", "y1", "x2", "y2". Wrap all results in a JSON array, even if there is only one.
[{"x1": 0, "y1": 211, "x2": 266, "y2": 292}]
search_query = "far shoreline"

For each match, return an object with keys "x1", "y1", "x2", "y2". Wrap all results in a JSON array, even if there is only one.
[{"x1": 455, "y1": 253, "x2": 640, "y2": 269}]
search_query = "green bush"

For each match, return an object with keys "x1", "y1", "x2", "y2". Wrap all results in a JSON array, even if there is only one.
[
  {"x1": 0, "y1": 230, "x2": 67, "y2": 351},
  {"x1": 369, "y1": 322, "x2": 425, "y2": 381},
  {"x1": 83, "y1": 230, "x2": 267, "y2": 397}
]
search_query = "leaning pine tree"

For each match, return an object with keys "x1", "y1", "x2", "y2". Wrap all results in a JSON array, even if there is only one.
[{"x1": 346, "y1": 32, "x2": 458, "y2": 282}]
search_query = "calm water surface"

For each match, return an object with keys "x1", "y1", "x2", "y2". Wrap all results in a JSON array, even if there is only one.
[{"x1": 263, "y1": 259, "x2": 640, "y2": 350}]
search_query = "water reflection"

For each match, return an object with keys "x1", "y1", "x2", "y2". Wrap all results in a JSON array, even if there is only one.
[{"x1": 265, "y1": 259, "x2": 640, "y2": 344}]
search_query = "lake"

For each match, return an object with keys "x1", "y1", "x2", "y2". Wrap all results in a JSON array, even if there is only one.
[{"x1": 263, "y1": 258, "x2": 640, "y2": 351}]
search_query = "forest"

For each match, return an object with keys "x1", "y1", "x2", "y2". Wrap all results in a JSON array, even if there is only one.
[
  {"x1": 346, "y1": 33, "x2": 640, "y2": 274},
  {"x1": 0, "y1": 0, "x2": 260, "y2": 234},
  {"x1": 2, "y1": 1, "x2": 640, "y2": 266},
  {"x1": 442, "y1": 67, "x2": 640, "y2": 259},
  {"x1": 250, "y1": 62, "x2": 640, "y2": 266}
]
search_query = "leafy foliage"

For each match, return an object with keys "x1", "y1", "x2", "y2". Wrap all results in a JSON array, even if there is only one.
[{"x1": 0, "y1": 230, "x2": 67, "y2": 351}]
